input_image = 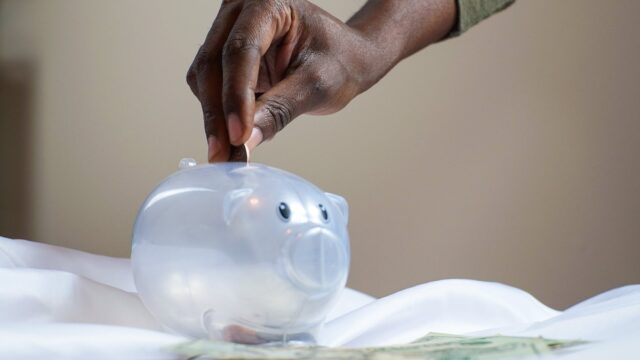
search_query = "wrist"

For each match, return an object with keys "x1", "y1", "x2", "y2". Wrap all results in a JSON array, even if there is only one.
[
  {"x1": 346, "y1": 0, "x2": 457, "y2": 91},
  {"x1": 346, "y1": 1, "x2": 407, "y2": 92},
  {"x1": 342, "y1": 30, "x2": 401, "y2": 95}
]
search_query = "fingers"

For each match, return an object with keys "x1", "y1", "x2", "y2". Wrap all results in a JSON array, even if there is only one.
[
  {"x1": 199, "y1": 77, "x2": 230, "y2": 163},
  {"x1": 245, "y1": 127, "x2": 263, "y2": 152},
  {"x1": 186, "y1": 2, "x2": 242, "y2": 162},
  {"x1": 221, "y1": 2, "x2": 292, "y2": 145},
  {"x1": 188, "y1": 0, "x2": 302, "y2": 159},
  {"x1": 253, "y1": 67, "x2": 328, "y2": 142}
]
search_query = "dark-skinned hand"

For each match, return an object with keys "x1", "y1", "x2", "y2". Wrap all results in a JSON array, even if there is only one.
[{"x1": 187, "y1": 0, "x2": 456, "y2": 162}]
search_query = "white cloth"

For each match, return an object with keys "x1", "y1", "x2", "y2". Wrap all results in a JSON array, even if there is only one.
[{"x1": 0, "y1": 236, "x2": 638, "y2": 359}]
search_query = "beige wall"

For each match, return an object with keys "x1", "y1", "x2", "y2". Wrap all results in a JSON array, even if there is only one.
[{"x1": 1, "y1": 0, "x2": 639, "y2": 309}]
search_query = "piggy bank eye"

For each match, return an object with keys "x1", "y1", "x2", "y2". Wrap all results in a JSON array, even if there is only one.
[
  {"x1": 278, "y1": 202, "x2": 291, "y2": 221},
  {"x1": 318, "y1": 204, "x2": 329, "y2": 222}
]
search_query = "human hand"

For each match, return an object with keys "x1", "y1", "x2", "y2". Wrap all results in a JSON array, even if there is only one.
[{"x1": 187, "y1": 0, "x2": 456, "y2": 162}]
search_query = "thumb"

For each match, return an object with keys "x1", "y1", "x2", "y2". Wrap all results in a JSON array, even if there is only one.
[{"x1": 252, "y1": 69, "x2": 327, "y2": 142}]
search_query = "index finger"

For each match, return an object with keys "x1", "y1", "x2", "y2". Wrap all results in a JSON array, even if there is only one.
[
  {"x1": 189, "y1": 1, "x2": 242, "y2": 162},
  {"x1": 221, "y1": 2, "x2": 292, "y2": 145}
]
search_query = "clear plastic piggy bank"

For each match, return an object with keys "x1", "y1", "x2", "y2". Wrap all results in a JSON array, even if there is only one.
[{"x1": 131, "y1": 160, "x2": 350, "y2": 344}]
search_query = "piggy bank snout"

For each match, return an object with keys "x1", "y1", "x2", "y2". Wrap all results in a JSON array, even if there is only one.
[{"x1": 284, "y1": 227, "x2": 347, "y2": 292}]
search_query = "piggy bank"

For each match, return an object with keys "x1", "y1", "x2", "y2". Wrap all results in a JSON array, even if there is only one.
[{"x1": 131, "y1": 160, "x2": 350, "y2": 344}]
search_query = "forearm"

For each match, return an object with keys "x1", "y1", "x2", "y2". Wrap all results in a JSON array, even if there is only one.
[
  {"x1": 345, "y1": 0, "x2": 516, "y2": 93},
  {"x1": 346, "y1": 0, "x2": 457, "y2": 88}
]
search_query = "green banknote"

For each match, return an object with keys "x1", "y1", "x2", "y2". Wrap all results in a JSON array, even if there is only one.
[{"x1": 172, "y1": 332, "x2": 586, "y2": 359}]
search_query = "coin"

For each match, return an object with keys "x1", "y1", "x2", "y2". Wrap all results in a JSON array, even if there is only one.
[{"x1": 228, "y1": 144, "x2": 250, "y2": 163}]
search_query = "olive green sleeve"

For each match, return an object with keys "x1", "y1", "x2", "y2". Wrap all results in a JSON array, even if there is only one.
[{"x1": 448, "y1": 0, "x2": 516, "y2": 37}]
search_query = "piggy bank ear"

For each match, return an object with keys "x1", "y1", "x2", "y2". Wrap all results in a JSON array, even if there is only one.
[
  {"x1": 325, "y1": 192, "x2": 349, "y2": 224},
  {"x1": 223, "y1": 188, "x2": 253, "y2": 224}
]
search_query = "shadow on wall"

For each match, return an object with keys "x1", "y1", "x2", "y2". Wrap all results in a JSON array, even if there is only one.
[{"x1": 0, "y1": 61, "x2": 34, "y2": 239}]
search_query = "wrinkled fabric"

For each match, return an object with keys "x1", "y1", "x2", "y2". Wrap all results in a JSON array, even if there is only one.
[
  {"x1": 0, "y1": 236, "x2": 639, "y2": 359},
  {"x1": 450, "y1": 0, "x2": 516, "y2": 37}
]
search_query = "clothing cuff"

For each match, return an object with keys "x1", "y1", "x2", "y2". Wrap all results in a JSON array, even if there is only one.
[{"x1": 448, "y1": 0, "x2": 516, "y2": 38}]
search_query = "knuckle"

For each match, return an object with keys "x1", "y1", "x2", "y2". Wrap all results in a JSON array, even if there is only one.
[
  {"x1": 186, "y1": 67, "x2": 197, "y2": 87},
  {"x1": 258, "y1": 0, "x2": 288, "y2": 12},
  {"x1": 307, "y1": 68, "x2": 331, "y2": 101},
  {"x1": 246, "y1": 0, "x2": 277, "y2": 8},
  {"x1": 247, "y1": 0, "x2": 291, "y2": 32},
  {"x1": 222, "y1": 34, "x2": 260, "y2": 59},
  {"x1": 193, "y1": 47, "x2": 213, "y2": 73},
  {"x1": 263, "y1": 96, "x2": 294, "y2": 134},
  {"x1": 272, "y1": 0, "x2": 289, "y2": 12}
]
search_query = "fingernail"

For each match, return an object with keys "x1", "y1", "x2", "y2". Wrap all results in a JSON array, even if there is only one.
[
  {"x1": 207, "y1": 135, "x2": 220, "y2": 162},
  {"x1": 227, "y1": 113, "x2": 242, "y2": 144},
  {"x1": 246, "y1": 127, "x2": 263, "y2": 152}
]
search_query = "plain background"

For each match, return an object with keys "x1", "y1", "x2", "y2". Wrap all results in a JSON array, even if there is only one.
[{"x1": 1, "y1": 0, "x2": 639, "y2": 309}]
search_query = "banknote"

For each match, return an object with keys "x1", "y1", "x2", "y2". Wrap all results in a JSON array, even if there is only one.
[{"x1": 172, "y1": 332, "x2": 586, "y2": 359}]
